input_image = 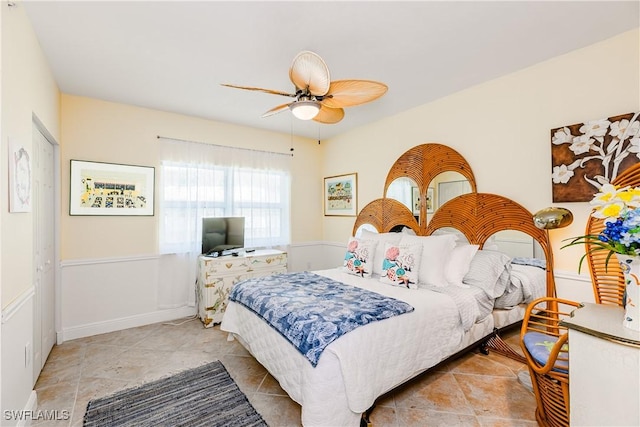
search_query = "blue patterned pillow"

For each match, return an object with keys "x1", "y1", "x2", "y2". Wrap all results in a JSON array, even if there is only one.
[
  {"x1": 379, "y1": 243, "x2": 423, "y2": 289},
  {"x1": 523, "y1": 331, "x2": 569, "y2": 373},
  {"x1": 343, "y1": 238, "x2": 378, "y2": 278}
]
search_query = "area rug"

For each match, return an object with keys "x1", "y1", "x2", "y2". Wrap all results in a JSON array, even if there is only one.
[{"x1": 83, "y1": 360, "x2": 267, "y2": 427}]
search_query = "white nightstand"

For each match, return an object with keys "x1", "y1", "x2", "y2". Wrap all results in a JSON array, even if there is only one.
[{"x1": 561, "y1": 303, "x2": 640, "y2": 426}]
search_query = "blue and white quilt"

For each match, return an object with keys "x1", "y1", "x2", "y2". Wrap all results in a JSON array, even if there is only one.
[{"x1": 228, "y1": 271, "x2": 415, "y2": 367}]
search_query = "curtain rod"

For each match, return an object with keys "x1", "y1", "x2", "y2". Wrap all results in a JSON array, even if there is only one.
[{"x1": 157, "y1": 135, "x2": 294, "y2": 157}]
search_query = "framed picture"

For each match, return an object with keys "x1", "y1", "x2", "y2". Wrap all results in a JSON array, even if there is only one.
[
  {"x1": 551, "y1": 111, "x2": 640, "y2": 202},
  {"x1": 70, "y1": 160, "x2": 155, "y2": 216},
  {"x1": 324, "y1": 173, "x2": 357, "y2": 216},
  {"x1": 426, "y1": 187, "x2": 434, "y2": 214},
  {"x1": 9, "y1": 138, "x2": 32, "y2": 213},
  {"x1": 411, "y1": 187, "x2": 421, "y2": 215}
]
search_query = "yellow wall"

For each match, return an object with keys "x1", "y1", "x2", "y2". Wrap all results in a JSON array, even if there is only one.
[
  {"x1": 60, "y1": 95, "x2": 321, "y2": 260},
  {"x1": 321, "y1": 28, "x2": 640, "y2": 273},
  {"x1": 1, "y1": 2, "x2": 60, "y2": 308}
]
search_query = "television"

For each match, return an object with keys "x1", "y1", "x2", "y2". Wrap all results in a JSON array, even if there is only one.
[{"x1": 201, "y1": 216, "x2": 245, "y2": 256}]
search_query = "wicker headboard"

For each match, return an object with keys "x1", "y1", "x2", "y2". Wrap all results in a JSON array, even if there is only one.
[
  {"x1": 584, "y1": 163, "x2": 640, "y2": 306},
  {"x1": 352, "y1": 143, "x2": 555, "y2": 297},
  {"x1": 428, "y1": 192, "x2": 554, "y2": 297}
]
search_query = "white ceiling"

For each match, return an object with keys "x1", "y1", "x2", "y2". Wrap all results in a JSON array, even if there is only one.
[{"x1": 22, "y1": 1, "x2": 640, "y2": 140}]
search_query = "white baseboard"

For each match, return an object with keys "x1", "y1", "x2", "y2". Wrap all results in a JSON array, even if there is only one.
[
  {"x1": 15, "y1": 391, "x2": 38, "y2": 427},
  {"x1": 58, "y1": 306, "x2": 196, "y2": 343}
]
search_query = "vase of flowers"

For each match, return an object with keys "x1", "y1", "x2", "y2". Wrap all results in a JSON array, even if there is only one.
[{"x1": 563, "y1": 183, "x2": 640, "y2": 331}]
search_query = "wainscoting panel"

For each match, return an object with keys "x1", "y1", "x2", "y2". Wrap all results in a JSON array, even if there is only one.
[
  {"x1": 59, "y1": 244, "x2": 345, "y2": 342},
  {"x1": 287, "y1": 241, "x2": 346, "y2": 272},
  {"x1": 554, "y1": 269, "x2": 596, "y2": 304},
  {"x1": 60, "y1": 255, "x2": 194, "y2": 342},
  {"x1": 1, "y1": 287, "x2": 37, "y2": 426},
  {"x1": 59, "y1": 244, "x2": 589, "y2": 345}
]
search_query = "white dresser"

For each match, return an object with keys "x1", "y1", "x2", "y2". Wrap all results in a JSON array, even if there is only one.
[
  {"x1": 561, "y1": 303, "x2": 640, "y2": 426},
  {"x1": 197, "y1": 249, "x2": 287, "y2": 327}
]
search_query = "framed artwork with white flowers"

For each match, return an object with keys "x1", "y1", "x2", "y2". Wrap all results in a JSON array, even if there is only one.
[{"x1": 551, "y1": 111, "x2": 639, "y2": 202}]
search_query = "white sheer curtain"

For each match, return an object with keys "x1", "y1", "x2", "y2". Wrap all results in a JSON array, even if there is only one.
[{"x1": 156, "y1": 137, "x2": 292, "y2": 308}]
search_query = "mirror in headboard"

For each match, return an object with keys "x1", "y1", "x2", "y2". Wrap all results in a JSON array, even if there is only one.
[
  {"x1": 385, "y1": 177, "x2": 419, "y2": 221},
  {"x1": 383, "y1": 143, "x2": 477, "y2": 232}
]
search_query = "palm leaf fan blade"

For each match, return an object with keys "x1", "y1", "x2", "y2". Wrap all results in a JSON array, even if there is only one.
[
  {"x1": 289, "y1": 51, "x2": 331, "y2": 96},
  {"x1": 261, "y1": 103, "x2": 291, "y2": 118},
  {"x1": 313, "y1": 105, "x2": 345, "y2": 124},
  {"x1": 322, "y1": 80, "x2": 388, "y2": 109},
  {"x1": 221, "y1": 84, "x2": 295, "y2": 98}
]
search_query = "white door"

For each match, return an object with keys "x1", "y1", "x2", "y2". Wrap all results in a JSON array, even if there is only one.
[{"x1": 32, "y1": 123, "x2": 56, "y2": 382}]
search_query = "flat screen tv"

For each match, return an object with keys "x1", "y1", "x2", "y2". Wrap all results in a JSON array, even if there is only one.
[{"x1": 201, "y1": 216, "x2": 245, "y2": 256}]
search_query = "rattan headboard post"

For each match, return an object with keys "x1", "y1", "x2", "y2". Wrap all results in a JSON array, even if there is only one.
[{"x1": 426, "y1": 193, "x2": 556, "y2": 297}]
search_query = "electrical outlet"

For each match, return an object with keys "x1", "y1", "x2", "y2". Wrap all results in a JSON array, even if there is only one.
[{"x1": 25, "y1": 342, "x2": 31, "y2": 367}]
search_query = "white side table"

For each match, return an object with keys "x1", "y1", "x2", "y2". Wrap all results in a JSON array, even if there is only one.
[{"x1": 561, "y1": 303, "x2": 640, "y2": 426}]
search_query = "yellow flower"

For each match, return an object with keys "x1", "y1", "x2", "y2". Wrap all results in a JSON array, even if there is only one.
[
  {"x1": 590, "y1": 183, "x2": 620, "y2": 206},
  {"x1": 600, "y1": 202, "x2": 624, "y2": 218}
]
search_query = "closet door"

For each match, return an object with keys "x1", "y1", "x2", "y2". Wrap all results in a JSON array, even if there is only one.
[{"x1": 32, "y1": 123, "x2": 55, "y2": 381}]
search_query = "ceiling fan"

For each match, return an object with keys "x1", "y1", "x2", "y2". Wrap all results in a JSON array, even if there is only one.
[{"x1": 222, "y1": 51, "x2": 388, "y2": 124}]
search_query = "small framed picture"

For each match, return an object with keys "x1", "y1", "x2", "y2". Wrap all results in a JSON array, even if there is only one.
[
  {"x1": 411, "y1": 187, "x2": 421, "y2": 216},
  {"x1": 70, "y1": 160, "x2": 155, "y2": 216},
  {"x1": 324, "y1": 173, "x2": 357, "y2": 216},
  {"x1": 426, "y1": 187, "x2": 434, "y2": 213}
]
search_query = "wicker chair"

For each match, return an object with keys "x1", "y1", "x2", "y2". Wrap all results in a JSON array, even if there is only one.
[
  {"x1": 520, "y1": 297, "x2": 583, "y2": 427},
  {"x1": 584, "y1": 163, "x2": 640, "y2": 306}
]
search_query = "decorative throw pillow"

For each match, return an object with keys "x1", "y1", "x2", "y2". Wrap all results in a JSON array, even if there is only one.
[
  {"x1": 444, "y1": 244, "x2": 480, "y2": 287},
  {"x1": 359, "y1": 229, "x2": 403, "y2": 276},
  {"x1": 343, "y1": 238, "x2": 378, "y2": 278},
  {"x1": 398, "y1": 234, "x2": 458, "y2": 287},
  {"x1": 379, "y1": 242, "x2": 423, "y2": 289}
]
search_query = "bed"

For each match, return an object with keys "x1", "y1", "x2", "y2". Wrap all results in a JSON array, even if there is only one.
[{"x1": 220, "y1": 144, "x2": 555, "y2": 426}]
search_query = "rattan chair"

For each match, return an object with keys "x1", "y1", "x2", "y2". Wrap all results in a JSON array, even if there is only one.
[
  {"x1": 520, "y1": 297, "x2": 583, "y2": 427},
  {"x1": 584, "y1": 163, "x2": 640, "y2": 306}
]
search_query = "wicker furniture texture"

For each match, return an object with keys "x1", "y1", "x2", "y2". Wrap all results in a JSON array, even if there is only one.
[
  {"x1": 382, "y1": 143, "x2": 477, "y2": 235},
  {"x1": 352, "y1": 143, "x2": 556, "y2": 364},
  {"x1": 584, "y1": 162, "x2": 640, "y2": 306},
  {"x1": 520, "y1": 297, "x2": 583, "y2": 427}
]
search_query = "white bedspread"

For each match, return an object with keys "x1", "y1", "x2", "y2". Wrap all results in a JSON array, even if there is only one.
[{"x1": 220, "y1": 268, "x2": 485, "y2": 426}]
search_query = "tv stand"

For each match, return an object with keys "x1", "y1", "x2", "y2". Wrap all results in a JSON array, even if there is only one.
[{"x1": 196, "y1": 249, "x2": 287, "y2": 327}]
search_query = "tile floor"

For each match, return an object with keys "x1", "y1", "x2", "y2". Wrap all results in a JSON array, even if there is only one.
[{"x1": 33, "y1": 317, "x2": 537, "y2": 427}]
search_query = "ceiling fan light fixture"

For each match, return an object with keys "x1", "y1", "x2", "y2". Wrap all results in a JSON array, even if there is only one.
[{"x1": 289, "y1": 100, "x2": 320, "y2": 120}]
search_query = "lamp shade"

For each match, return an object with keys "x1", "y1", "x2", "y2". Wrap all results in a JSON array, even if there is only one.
[
  {"x1": 289, "y1": 100, "x2": 320, "y2": 120},
  {"x1": 533, "y1": 207, "x2": 573, "y2": 230}
]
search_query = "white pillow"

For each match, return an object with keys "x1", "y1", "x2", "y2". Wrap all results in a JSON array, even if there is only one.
[
  {"x1": 431, "y1": 228, "x2": 468, "y2": 246},
  {"x1": 444, "y1": 244, "x2": 479, "y2": 287},
  {"x1": 399, "y1": 234, "x2": 457, "y2": 287},
  {"x1": 401, "y1": 226, "x2": 417, "y2": 236},
  {"x1": 360, "y1": 229, "x2": 403, "y2": 276},
  {"x1": 379, "y1": 242, "x2": 423, "y2": 289},
  {"x1": 463, "y1": 250, "x2": 512, "y2": 298},
  {"x1": 342, "y1": 237, "x2": 378, "y2": 278}
]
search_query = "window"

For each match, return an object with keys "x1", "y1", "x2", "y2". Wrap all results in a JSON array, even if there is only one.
[{"x1": 158, "y1": 139, "x2": 291, "y2": 254}]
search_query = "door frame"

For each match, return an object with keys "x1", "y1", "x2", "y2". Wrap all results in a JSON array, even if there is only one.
[{"x1": 32, "y1": 114, "x2": 61, "y2": 347}]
